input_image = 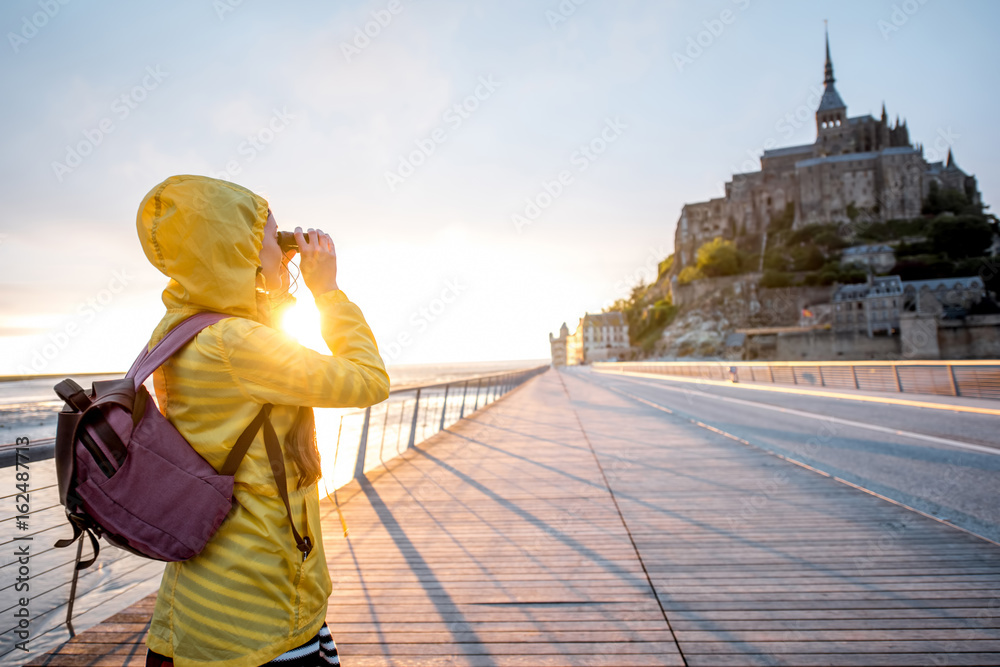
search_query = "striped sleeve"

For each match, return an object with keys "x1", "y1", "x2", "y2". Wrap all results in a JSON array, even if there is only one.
[{"x1": 219, "y1": 289, "x2": 389, "y2": 408}]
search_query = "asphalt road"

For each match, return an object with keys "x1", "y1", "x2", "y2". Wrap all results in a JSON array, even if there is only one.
[{"x1": 567, "y1": 365, "x2": 1000, "y2": 546}]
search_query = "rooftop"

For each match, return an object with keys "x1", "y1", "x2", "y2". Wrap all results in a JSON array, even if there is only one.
[
  {"x1": 903, "y1": 276, "x2": 984, "y2": 291},
  {"x1": 584, "y1": 311, "x2": 626, "y2": 327},
  {"x1": 843, "y1": 244, "x2": 894, "y2": 255},
  {"x1": 834, "y1": 276, "x2": 904, "y2": 301},
  {"x1": 761, "y1": 143, "x2": 814, "y2": 159}
]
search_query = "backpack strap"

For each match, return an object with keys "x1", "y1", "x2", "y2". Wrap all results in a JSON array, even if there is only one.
[
  {"x1": 220, "y1": 404, "x2": 272, "y2": 475},
  {"x1": 220, "y1": 403, "x2": 313, "y2": 560},
  {"x1": 261, "y1": 410, "x2": 313, "y2": 559},
  {"x1": 127, "y1": 312, "x2": 231, "y2": 390}
]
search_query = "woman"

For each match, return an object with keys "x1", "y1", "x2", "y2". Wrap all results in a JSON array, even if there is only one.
[{"x1": 136, "y1": 175, "x2": 389, "y2": 666}]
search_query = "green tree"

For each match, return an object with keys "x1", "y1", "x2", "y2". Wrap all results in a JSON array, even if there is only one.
[
  {"x1": 789, "y1": 244, "x2": 825, "y2": 271},
  {"x1": 695, "y1": 237, "x2": 743, "y2": 277},
  {"x1": 760, "y1": 271, "x2": 794, "y2": 288},
  {"x1": 677, "y1": 265, "x2": 704, "y2": 285},
  {"x1": 928, "y1": 215, "x2": 993, "y2": 259},
  {"x1": 604, "y1": 283, "x2": 678, "y2": 353},
  {"x1": 892, "y1": 254, "x2": 955, "y2": 281},
  {"x1": 923, "y1": 181, "x2": 972, "y2": 216},
  {"x1": 657, "y1": 254, "x2": 674, "y2": 280}
]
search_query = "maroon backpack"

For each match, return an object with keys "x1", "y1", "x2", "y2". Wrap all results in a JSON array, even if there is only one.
[{"x1": 53, "y1": 311, "x2": 312, "y2": 571}]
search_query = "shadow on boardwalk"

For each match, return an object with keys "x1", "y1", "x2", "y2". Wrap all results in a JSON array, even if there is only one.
[{"x1": 28, "y1": 368, "x2": 1000, "y2": 666}]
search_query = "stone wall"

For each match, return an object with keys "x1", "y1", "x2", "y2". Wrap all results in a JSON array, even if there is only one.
[
  {"x1": 938, "y1": 315, "x2": 1000, "y2": 359},
  {"x1": 756, "y1": 316, "x2": 1000, "y2": 361},
  {"x1": 774, "y1": 329, "x2": 900, "y2": 361},
  {"x1": 899, "y1": 313, "x2": 939, "y2": 360},
  {"x1": 671, "y1": 274, "x2": 761, "y2": 309},
  {"x1": 755, "y1": 286, "x2": 834, "y2": 326}
]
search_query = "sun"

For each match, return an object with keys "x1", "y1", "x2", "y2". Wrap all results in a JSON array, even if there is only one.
[{"x1": 278, "y1": 298, "x2": 329, "y2": 354}]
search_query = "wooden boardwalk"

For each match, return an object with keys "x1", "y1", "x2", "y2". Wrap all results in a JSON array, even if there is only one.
[{"x1": 26, "y1": 368, "x2": 1000, "y2": 666}]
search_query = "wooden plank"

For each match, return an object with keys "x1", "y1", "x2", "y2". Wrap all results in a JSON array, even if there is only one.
[
  {"x1": 686, "y1": 654, "x2": 1000, "y2": 667},
  {"x1": 26, "y1": 369, "x2": 1000, "y2": 666}
]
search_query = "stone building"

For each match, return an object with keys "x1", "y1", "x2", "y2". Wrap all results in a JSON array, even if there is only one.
[
  {"x1": 566, "y1": 325, "x2": 584, "y2": 366},
  {"x1": 832, "y1": 275, "x2": 985, "y2": 337},
  {"x1": 673, "y1": 29, "x2": 981, "y2": 272},
  {"x1": 841, "y1": 244, "x2": 896, "y2": 274},
  {"x1": 833, "y1": 276, "x2": 904, "y2": 336},
  {"x1": 548, "y1": 322, "x2": 569, "y2": 366},
  {"x1": 578, "y1": 311, "x2": 630, "y2": 362},
  {"x1": 550, "y1": 312, "x2": 630, "y2": 365},
  {"x1": 902, "y1": 277, "x2": 986, "y2": 313}
]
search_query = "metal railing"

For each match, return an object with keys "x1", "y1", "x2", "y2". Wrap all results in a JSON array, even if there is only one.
[
  {"x1": 592, "y1": 360, "x2": 1000, "y2": 400},
  {"x1": 0, "y1": 364, "x2": 548, "y2": 661}
]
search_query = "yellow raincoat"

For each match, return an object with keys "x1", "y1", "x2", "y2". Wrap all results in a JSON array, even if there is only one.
[{"x1": 135, "y1": 175, "x2": 388, "y2": 666}]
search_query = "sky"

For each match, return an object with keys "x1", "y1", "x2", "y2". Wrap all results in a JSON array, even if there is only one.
[{"x1": 1, "y1": 0, "x2": 998, "y2": 375}]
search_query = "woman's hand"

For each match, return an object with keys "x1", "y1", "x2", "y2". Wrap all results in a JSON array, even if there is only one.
[{"x1": 295, "y1": 226, "x2": 339, "y2": 297}]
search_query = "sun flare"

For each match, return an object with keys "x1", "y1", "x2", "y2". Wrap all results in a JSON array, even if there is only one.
[{"x1": 278, "y1": 298, "x2": 329, "y2": 355}]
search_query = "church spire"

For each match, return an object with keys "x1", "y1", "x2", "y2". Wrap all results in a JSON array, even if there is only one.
[
  {"x1": 946, "y1": 148, "x2": 954, "y2": 168},
  {"x1": 816, "y1": 21, "x2": 846, "y2": 117},
  {"x1": 824, "y1": 21, "x2": 835, "y2": 86}
]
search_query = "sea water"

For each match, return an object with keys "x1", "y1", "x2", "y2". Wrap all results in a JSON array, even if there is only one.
[{"x1": 0, "y1": 360, "x2": 546, "y2": 446}]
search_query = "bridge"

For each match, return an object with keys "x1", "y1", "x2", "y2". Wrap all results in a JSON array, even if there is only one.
[{"x1": 11, "y1": 364, "x2": 1000, "y2": 666}]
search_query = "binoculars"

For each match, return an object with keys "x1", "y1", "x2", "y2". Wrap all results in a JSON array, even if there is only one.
[{"x1": 276, "y1": 231, "x2": 311, "y2": 253}]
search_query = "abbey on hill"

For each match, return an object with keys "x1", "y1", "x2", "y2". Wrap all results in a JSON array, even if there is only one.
[{"x1": 672, "y1": 29, "x2": 981, "y2": 273}]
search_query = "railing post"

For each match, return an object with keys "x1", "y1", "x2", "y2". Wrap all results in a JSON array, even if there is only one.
[
  {"x1": 354, "y1": 406, "x2": 371, "y2": 479},
  {"x1": 459, "y1": 380, "x2": 470, "y2": 419},
  {"x1": 395, "y1": 400, "x2": 406, "y2": 452},
  {"x1": 851, "y1": 364, "x2": 859, "y2": 389},
  {"x1": 407, "y1": 388, "x2": 421, "y2": 449},
  {"x1": 893, "y1": 364, "x2": 902, "y2": 393},
  {"x1": 947, "y1": 364, "x2": 959, "y2": 397},
  {"x1": 421, "y1": 388, "x2": 431, "y2": 432},
  {"x1": 438, "y1": 384, "x2": 450, "y2": 431},
  {"x1": 473, "y1": 378, "x2": 483, "y2": 411},
  {"x1": 378, "y1": 403, "x2": 392, "y2": 461}
]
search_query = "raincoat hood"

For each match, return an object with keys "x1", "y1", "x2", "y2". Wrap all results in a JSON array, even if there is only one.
[{"x1": 137, "y1": 174, "x2": 291, "y2": 349}]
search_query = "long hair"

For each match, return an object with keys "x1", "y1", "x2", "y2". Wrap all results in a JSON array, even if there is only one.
[
  {"x1": 256, "y1": 263, "x2": 322, "y2": 488},
  {"x1": 286, "y1": 406, "x2": 321, "y2": 489}
]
